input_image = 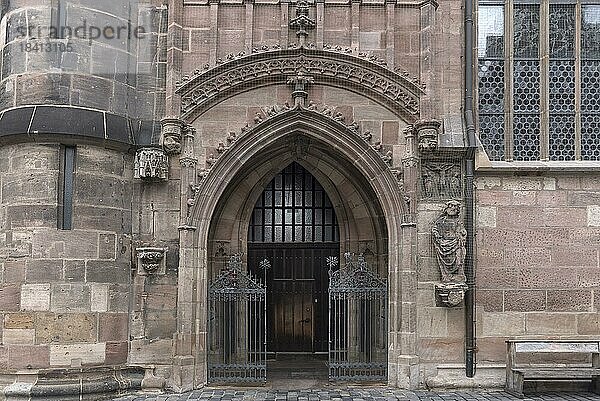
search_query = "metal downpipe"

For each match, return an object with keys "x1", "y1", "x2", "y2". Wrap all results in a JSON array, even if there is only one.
[{"x1": 464, "y1": 0, "x2": 477, "y2": 378}]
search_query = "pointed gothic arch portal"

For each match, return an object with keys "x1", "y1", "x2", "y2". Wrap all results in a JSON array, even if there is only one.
[{"x1": 247, "y1": 162, "x2": 340, "y2": 355}]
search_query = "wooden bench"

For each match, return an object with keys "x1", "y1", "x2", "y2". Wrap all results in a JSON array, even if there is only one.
[{"x1": 506, "y1": 339, "x2": 600, "y2": 397}]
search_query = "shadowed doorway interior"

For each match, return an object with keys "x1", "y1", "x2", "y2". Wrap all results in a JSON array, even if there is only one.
[{"x1": 247, "y1": 162, "x2": 340, "y2": 368}]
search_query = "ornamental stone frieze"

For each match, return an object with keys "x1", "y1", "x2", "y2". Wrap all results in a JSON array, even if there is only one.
[
  {"x1": 175, "y1": 49, "x2": 423, "y2": 121},
  {"x1": 134, "y1": 147, "x2": 169, "y2": 181},
  {"x1": 136, "y1": 247, "x2": 168, "y2": 275}
]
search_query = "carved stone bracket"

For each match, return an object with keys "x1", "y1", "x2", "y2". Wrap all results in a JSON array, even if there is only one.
[
  {"x1": 161, "y1": 118, "x2": 185, "y2": 155},
  {"x1": 435, "y1": 282, "x2": 468, "y2": 307},
  {"x1": 136, "y1": 247, "x2": 168, "y2": 275},
  {"x1": 414, "y1": 119, "x2": 441, "y2": 154},
  {"x1": 134, "y1": 147, "x2": 168, "y2": 181}
]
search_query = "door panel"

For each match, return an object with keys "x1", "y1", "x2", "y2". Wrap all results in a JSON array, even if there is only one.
[{"x1": 248, "y1": 244, "x2": 338, "y2": 353}]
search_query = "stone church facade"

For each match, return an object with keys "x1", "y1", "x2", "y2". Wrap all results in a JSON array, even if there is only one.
[{"x1": 0, "y1": 0, "x2": 598, "y2": 399}]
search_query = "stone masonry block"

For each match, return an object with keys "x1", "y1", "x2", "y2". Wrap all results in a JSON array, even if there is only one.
[
  {"x1": 525, "y1": 313, "x2": 577, "y2": 334},
  {"x1": 49, "y1": 343, "x2": 106, "y2": 366},
  {"x1": 98, "y1": 313, "x2": 129, "y2": 342},
  {"x1": 588, "y1": 205, "x2": 600, "y2": 227},
  {"x1": 51, "y1": 283, "x2": 91, "y2": 312},
  {"x1": 480, "y1": 312, "x2": 524, "y2": 337},
  {"x1": 546, "y1": 289, "x2": 592, "y2": 312},
  {"x1": 0, "y1": 284, "x2": 21, "y2": 311},
  {"x1": 3, "y1": 328, "x2": 35, "y2": 345},
  {"x1": 504, "y1": 290, "x2": 546, "y2": 312},
  {"x1": 25, "y1": 259, "x2": 63, "y2": 282},
  {"x1": 35, "y1": 313, "x2": 97, "y2": 344},
  {"x1": 417, "y1": 307, "x2": 447, "y2": 338},
  {"x1": 477, "y1": 206, "x2": 496, "y2": 228},
  {"x1": 91, "y1": 283, "x2": 109, "y2": 312},
  {"x1": 20, "y1": 283, "x2": 50, "y2": 311},
  {"x1": 8, "y1": 345, "x2": 50, "y2": 369},
  {"x1": 4, "y1": 313, "x2": 34, "y2": 329}
]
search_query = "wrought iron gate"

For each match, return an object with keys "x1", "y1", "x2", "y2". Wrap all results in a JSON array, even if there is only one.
[
  {"x1": 328, "y1": 253, "x2": 387, "y2": 381},
  {"x1": 207, "y1": 255, "x2": 267, "y2": 383}
]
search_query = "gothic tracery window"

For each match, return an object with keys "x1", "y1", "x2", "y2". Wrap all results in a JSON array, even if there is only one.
[{"x1": 477, "y1": 0, "x2": 600, "y2": 162}]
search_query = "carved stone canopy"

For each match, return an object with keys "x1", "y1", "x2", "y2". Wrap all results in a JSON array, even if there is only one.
[
  {"x1": 136, "y1": 247, "x2": 168, "y2": 275},
  {"x1": 134, "y1": 147, "x2": 168, "y2": 181},
  {"x1": 414, "y1": 119, "x2": 441, "y2": 153}
]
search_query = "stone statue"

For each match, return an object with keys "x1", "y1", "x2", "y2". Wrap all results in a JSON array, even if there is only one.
[{"x1": 431, "y1": 200, "x2": 466, "y2": 284}]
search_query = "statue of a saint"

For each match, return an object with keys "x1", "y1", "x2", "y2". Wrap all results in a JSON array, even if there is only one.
[{"x1": 432, "y1": 200, "x2": 466, "y2": 284}]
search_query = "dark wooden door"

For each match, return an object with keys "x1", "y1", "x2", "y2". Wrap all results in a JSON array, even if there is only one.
[
  {"x1": 247, "y1": 162, "x2": 340, "y2": 353},
  {"x1": 248, "y1": 243, "x2": 338, "y2": 353}
]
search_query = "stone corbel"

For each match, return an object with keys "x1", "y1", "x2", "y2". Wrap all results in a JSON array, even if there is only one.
[
  {"x1": 136, "y1": 247, "x2": 168, "y2": 275},
  {"x1": 414, "y1": 119, "x2": 441, "y2": 154},
  {"x1": 161, "y1": 117, "x2": 185, "y2": 155},
  {"x1": 435, "y1": 282, "x2": 468, "y2": 307},
  {"x1": 134, "y1": 147, "x2": 169, "y2": 181}
]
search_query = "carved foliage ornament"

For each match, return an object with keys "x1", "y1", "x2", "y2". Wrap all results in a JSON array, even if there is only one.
[
  {"x1": 134, "y1": 148, "x2": 168, "y2": 181},
  {"x1": 177, "y1": 52, "x2": 421, "y2": 118}
]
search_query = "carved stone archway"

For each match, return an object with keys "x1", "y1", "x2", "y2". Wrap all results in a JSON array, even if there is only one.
[
  {"x1": 173, "y1": 109, "x2": 420, "y2": 390},
  {"x1": 175, "y1": 48, "x2": 424, "y2": 123}
]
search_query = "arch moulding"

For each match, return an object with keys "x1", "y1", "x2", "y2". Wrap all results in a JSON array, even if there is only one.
[
  {"x1": 175, "y1": 48, "x2": 424, "y2": 123},
  {"x1": 172, "y1": 108, "x2": 421, "y2": 390}
]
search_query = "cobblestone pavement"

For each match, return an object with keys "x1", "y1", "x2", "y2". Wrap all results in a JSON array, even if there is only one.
[{"x1": 111, "y1": 389, "x2": 600, "y2": 401}]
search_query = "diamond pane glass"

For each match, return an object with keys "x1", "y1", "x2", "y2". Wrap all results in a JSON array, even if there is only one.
[
  {"x1": 478, "y1": 6, "x2": 504, "y2": 58},
  {"x1": 514, "y1": 5, "x2": 540, "y2": 59},
  {"x1": 549, "y1": 5, "x2": 575, "y2": 59},
  {"x1": 513, "y1": 114, "x2": 540, "y2": 161},
  {"x1": 582, "y1": 5, "x2": 600, "y2": 59}
]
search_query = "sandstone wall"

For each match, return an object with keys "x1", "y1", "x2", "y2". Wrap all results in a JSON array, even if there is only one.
[
  {"x1": 0, "y1": 144, "x2": 134, "y2": 374},
  {"x1": 475, "y1": 174, "x2": 600, "y2": 362}
]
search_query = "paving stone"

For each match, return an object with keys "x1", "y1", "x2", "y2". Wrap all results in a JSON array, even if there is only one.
[{"x1": 109, "y1": 390, "x2": 600, "y2": 401}]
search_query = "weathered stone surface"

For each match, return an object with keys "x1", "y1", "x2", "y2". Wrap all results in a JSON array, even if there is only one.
[
  {"x1": 8, "y1": 345, "x2": 50, "y2": 369},
  {"x1": 50, "y1": 283, "x2": 91, "y2": 312},
  {"x1": 35, "y1": 313, "x2": 97, "y2": 344},
  {"x1": 525, "y1": 313, "x2": 577, "y2": 335},
  {"x1": 4, "y1": 313, "x2": 34, "y2": 329},
  {"x1": 3, "y1": 328, "x2": 35, "y2": 345},
  {"x1": 481, "y1": 312, "x2": 524, "y2": 337},
  {"x1": 20, "y1": 283, "x2": 50, "y2": 311},
  {"x1": 49, "y1": 343, "x2": 106, "y2": 366},
  {"x1": 0, "y1": 284, "x2": 21, "y2": 311},
  {"x1": 25, "y1": 259, "x2": 63, "y2": 282},
  {"x1": 98, "y1": 313, "x2": 129, "y2": 342},
  {"x1": 85, "y1": 261, "x2": 130, "y2": 284},
  {"x1": 504, "y1": 290, "x2": 546, "y2": 312}
]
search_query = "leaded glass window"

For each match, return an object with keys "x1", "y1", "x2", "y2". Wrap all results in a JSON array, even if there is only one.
[
  {"x1": 581, "y1": 5, "x2": 600, "y2": 160},
  {"x1": 478, "y1": 5, "x2": 505, "y2": 161},
  {"x1": 513, "y1": 4, "x2": 540, "y2": 161},
  {"x1": 248, "y1": 162, "x2": 339, "y2": 243},
  {"x1": 476, "y1": 0, "x2": 600, "y2": 162}
]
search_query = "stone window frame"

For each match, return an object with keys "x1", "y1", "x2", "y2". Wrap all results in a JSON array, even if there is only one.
[{"x1": 476, "y1": 0, "x2": 600, "y2": 162}]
